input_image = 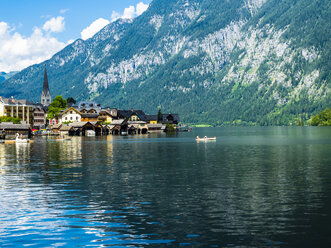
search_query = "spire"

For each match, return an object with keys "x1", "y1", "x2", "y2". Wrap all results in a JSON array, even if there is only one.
[
  {"x1": 42, "y1": 64, "x2": 50, "y2": 94},
  {"x1": 41, "y1": 64, "x2": 52, "y2": 106}
]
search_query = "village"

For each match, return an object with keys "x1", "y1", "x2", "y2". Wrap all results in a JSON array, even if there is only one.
[{"x1": 0, "y1": 66, "x2": 180, "y2": 141}]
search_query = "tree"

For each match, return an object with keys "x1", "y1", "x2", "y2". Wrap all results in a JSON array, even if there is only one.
[
  {"x1": 47, "y1": 95, "x2": 67, "y2": 119},
  {"x1": 311, "y1": 108, "x2": 331, "y2": 126},
  {"x1": 67, "y1": 97, "x2": 76, "y2": 105},
  {"x1": 157, "y1": 108, "x2": 162, "y2": 122}
]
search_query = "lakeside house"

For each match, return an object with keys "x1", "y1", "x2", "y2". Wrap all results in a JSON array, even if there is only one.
[{"x1": 0, "y1": 122, "x2": 31, "y2": 139}]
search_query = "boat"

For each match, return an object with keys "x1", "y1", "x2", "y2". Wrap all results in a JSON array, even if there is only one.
[
  {"x1": 15, "y1": 133, "x2": 30, "y2": 143},
  {"x1": 195, "y1": 136, "x2": 216, "y2": 141}
]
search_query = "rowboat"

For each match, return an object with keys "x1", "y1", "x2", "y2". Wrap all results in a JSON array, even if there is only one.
[{"x1": 196, "y1": 136, "x2": 216, "y2": 141}]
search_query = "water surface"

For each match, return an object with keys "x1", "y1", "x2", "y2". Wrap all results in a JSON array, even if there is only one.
[{"x1": 0, "y1": 127, "x2": 330, "y2": 247}]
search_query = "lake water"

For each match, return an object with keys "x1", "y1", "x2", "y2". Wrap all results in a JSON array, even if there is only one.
[{"x1": 0, "y1": 127, "x2": 330, "y2": 247}]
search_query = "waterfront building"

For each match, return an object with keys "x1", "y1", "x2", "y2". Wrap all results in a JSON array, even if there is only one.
[
  {"x1": 33, "y1": 104, "x2": 47, "y2": 129},
  {"x1": 98, "y1": 110, "x2": 114, "y2": 123},
  {"x1": 0, "y1": 122, "x2": 30, "y2": 139},
  {"x1": 41, "y1": 65, "x2": 52, "y2": 106},
  {"x1": 145, "y1": 115, "x2": 158, "y2": 124},
  {"x1": 0, "y1": 96, "x2": 34, "y2": 126},
  {"x1": 58, "y1": 107, "x2": 82, "y2": 123}
]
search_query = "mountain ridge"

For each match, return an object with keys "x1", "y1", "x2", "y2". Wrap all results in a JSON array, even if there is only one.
[{"x1": 1, "y1": 0, "x2": 330, "y2": 125}]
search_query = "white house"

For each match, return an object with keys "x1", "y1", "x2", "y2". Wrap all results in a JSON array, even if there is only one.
[{"x1": 58, "y1": 107, "x2": 82, "y2": 123}]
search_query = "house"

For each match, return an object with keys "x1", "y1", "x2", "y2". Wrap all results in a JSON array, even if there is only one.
[
  {"x1": 0, "y1": 122, "x2": 31, "y2": 139},
  {"x1": 161, "y1": 114, "x2": 180, "y2": 124},
  {"x1": 59, "y1": 124, "x2": 75, "y2": 136},
  {"x1": 98, "y1": 110, "x2": 114, "y2": 123},
  {"x1": 147, "y1": 123, "x2": 166, "y2": 132},
  {"x1": 58, "y1": 107, "x2": 82, "y2": 123},
  {"x1": 70, "y1": 121, "x2": 102, "y2": 136},
  {"x1": 127, "y1": 121, "x2": 149, "y2": 134},
  {"x1": 117, "y1": 109, "x2": 146, "y2": 121},
  {"x1": 110, "y1": 119, "x2": 127, "y2": 135},
  {"x1": 51, "y1": 123, "x2": 62, "y2": 133},
  {"x1": 81, "y1": 113, "x2": 99, "y2": 122},
  {"x1": 33, "y1": 104, "x2": 47, "y2": 129},
  {"x1": 0, "y1": 96, "x2": 35, "y2": 126},
  {"x1": 145, "y1": 115, "x2": 158, "y2": 124}
]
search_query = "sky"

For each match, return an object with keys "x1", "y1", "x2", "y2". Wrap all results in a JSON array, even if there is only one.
[{"x1": 0, "y1": 0, "x2": 152, "y2": 73}]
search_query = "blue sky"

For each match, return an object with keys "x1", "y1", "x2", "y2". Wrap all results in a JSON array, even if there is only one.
[{"x1": 0, "y1": 0, "x2": 151, "y2": 72}]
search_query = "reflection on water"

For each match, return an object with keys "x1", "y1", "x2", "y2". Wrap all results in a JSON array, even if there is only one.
[{"x1": 0, "y1": 127, "x2": 330, "y2": 247}]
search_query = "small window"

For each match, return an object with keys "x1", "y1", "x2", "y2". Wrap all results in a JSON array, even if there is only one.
[
  {"x1": 70, "y1": 111, "x2": 73, "y2": 114},
  {"x1": 76, "y1": 117, "x2": 78, "y2": 120},
  {"x1": 65, "y1": 117, "x2": 67, "y2": 120},
  {"x1": 70, "y1": 117, "x2": 73, "y2": 120}
]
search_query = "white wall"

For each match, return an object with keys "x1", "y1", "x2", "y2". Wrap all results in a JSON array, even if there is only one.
[{"x1": 60, "y1": 111, "x2": 81, "y2": 123}]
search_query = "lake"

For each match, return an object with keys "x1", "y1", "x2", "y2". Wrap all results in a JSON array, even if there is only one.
[{"x1": 0, "y1": 127, "x2": 330, "y2": 247}]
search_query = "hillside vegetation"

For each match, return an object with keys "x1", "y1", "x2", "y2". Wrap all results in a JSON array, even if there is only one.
[{"x1": 1, "y1": 0, "x2": 330, "y2": 125}]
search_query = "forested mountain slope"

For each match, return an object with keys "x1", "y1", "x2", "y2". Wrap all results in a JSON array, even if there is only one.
[{"x1": 1, "y1": 0, "x2": 330, "y2": 125}]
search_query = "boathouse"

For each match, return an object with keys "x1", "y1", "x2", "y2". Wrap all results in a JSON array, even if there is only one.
[{"x1": 0, "y1": 122, "x2": 31, "y2": 139}]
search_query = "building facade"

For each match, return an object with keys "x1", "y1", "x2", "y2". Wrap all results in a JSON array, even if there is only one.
[
  {"x1": 58, "y1": 107, "x2": 82, "y2": 123},
  {"x1": 0, "y1": 96, "x2": 34, "y2": 126}
]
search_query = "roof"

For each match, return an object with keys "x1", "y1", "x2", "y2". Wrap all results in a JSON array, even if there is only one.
[
  {"x1": 0, "y1": 96, "x2": 35, "y2": 107},
  {"x1": 144, "y1": 115, "x2": 157, "y2": 121},
  {"x1": 59, "y1": 125, "x2": 74, "y2": 131},
  {"x1": 58, "y1": 107, "x2": 81, "y2": 116},
  {"x1": 51, "y1": 124, "x2": 62, "y2": 129},
  {"x1": 70, "y1": 122, "x2": 91, "y2": 128},
  {"x1": 89, "y1": 121, "x2": 102, "y2": 127},
  {"x1": 161, "y1": 114, "x2": 180, "y2": 123},
  {"x1": 111, "y1": 119, "x2": 125, "y2": 125},
  {"x1": 127, "y1": 121, "x2": 147, "y2": 125},
  {"x1": 42, "y1": 65, "x2": 51, "y2": 96},
  {"x1": 0, "y1": 123, "x2": 30, "y2": 130},
  {"x1": 106, "y1": 124, "x2": 115, "y2": 130},
  {"x1": 81, "y1": 113, "x2": 99, "y2": 118},
  {"x1": 117, "y1": 110, "x2": 146, "y2": 120}
]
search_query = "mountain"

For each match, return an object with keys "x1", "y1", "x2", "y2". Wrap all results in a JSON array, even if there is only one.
[
  {"x1": 1, "y1": 0, "x2": 330, "y2": 125},
  {"x1": 0, "y1": 71, "x2": 17, "y2": 83}
]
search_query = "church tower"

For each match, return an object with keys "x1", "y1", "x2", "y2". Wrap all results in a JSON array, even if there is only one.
[{"x1": 41, "y1": 65, "x2": 51, "y2": 106}]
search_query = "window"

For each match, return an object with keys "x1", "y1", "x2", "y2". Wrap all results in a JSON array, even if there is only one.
[
  {"x1": 70, "y1": 117, "x2": 73, "y2": 120},
  {"x1": 65, "y1": 117, "x2": 67, "y2": 120},
  {"x1": 70, "y1": 111, "x2": 73, "y2": 114},
  {"x1": 76, "y1": 117, "x2": 78, "y2": 120}
]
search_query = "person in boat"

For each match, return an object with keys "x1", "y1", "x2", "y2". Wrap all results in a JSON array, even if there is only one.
[
  {"x1": 196, "y1": 136, "x2": 200, "y2": 139},
  {"x1": 204, "y1": 136, "x2": 207, "y2": 138}
]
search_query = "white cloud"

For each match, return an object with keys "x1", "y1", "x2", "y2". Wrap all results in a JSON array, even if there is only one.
[
  {"x1": 60, "y1": 9, "x2": 69, "y2": 14},
  {"x1": 111, "y1": 2, "x2": 149, "y2": 22},
  {"x1": 122, "y1": 6, "x2": 136, "y2": 19},
  {"x1": 43, "y1": 16, "x2": 65, "y2": 33},
  {"x1": 0, "y1": 22, "x2": 66, "y2": 72},
  {"x1": 80, "y1": 18, "x2": 110, "y2": 40},
  {"x1": 136, "y1": 2, "x2": 149, "y2": 16}
]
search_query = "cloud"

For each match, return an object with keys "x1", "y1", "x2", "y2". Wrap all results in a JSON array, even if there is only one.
[
  {"x1": 80, "y1": 18, "x2": 110, "y2": 40},
  {"x1": 60, "y1": 9, "x2": 69, "y2": 14},
  {"x1": 136, "y1": 2, "x2": 149, "y2": 16},
  {"x1": 43, "y1": 16, "x2": 65, "y2": 33},
  {"x1": 0, "y1": 21, "x2": 66, "y2": 72},
  {"x1": 111, "y1": 2, "x2": 149, "y2": 22}
]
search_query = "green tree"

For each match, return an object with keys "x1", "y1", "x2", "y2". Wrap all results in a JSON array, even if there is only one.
[
  {"x1": 0, "y1": 116, "x2": 21, "y2": 124},
  {"x1": 47, "y1": 95, "x2": 67, "y2": 119},
  {"x1": 67, "y1": 97, "x2": 76, "y2": 105},
  {"x1": 311, "y1": 108, "x2": 331, "y2": 126},
  {"x1": 157, "y1": 108, "x2": 162, "y2": 122}
]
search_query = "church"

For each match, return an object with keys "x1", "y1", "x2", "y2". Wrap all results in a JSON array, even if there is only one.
[{"x1": 41, "y1": 65, "x2": 51, "y2": 106}]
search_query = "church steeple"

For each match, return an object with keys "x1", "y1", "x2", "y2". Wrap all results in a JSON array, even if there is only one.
[{"x1": 41, "y1": 64, "x2": 51, "y2": 106}]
